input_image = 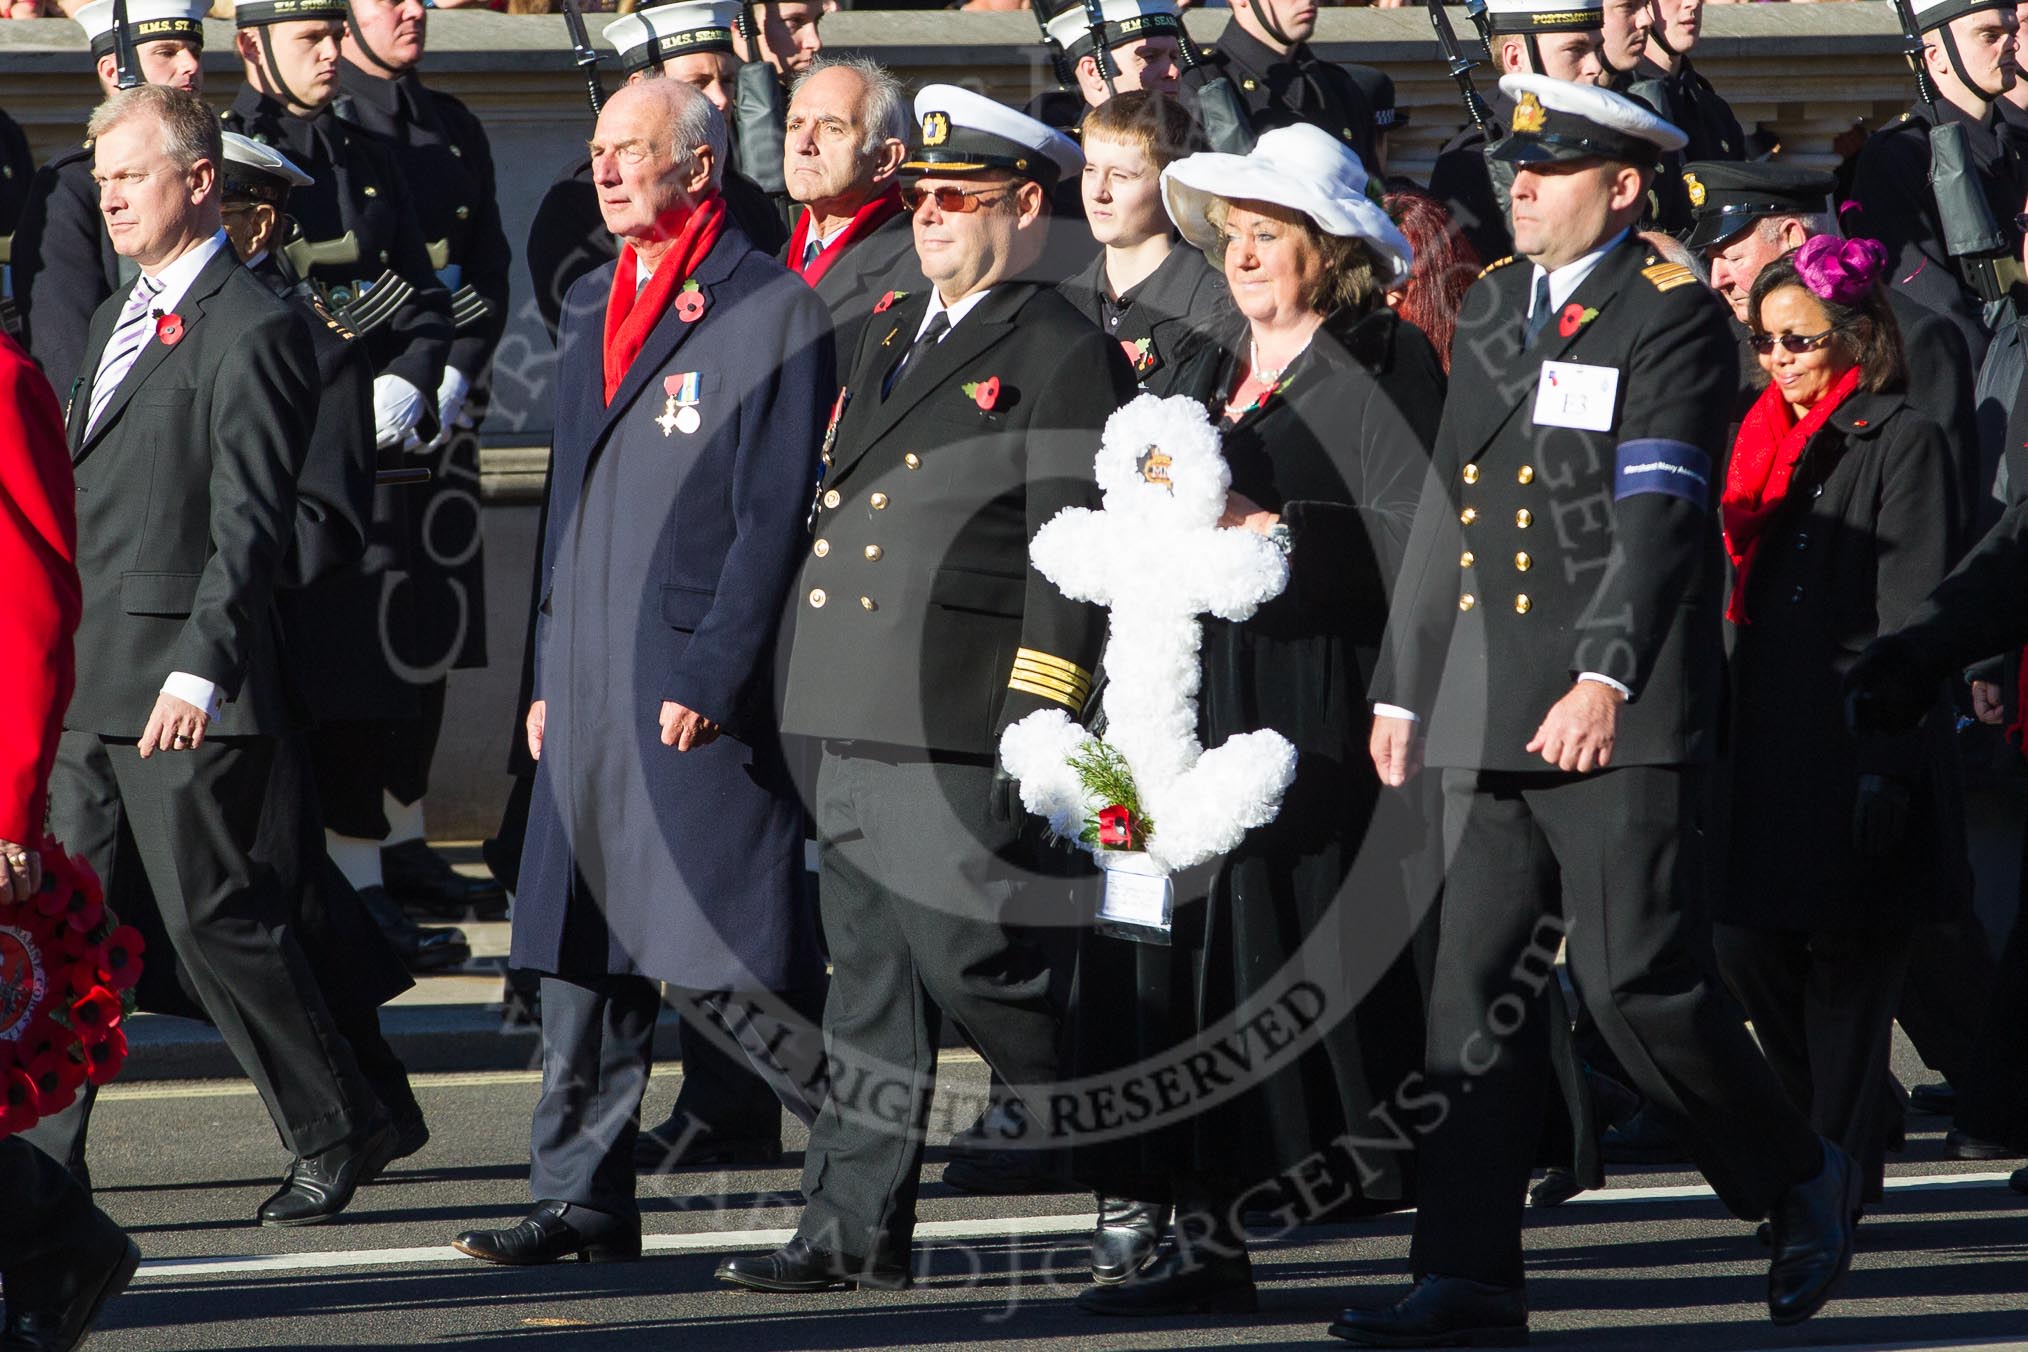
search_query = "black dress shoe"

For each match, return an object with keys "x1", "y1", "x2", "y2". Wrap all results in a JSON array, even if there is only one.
[
  {"x1": 715, "y1": 1237, "x2": 908, "y2": 1292},
  {"x1": 382, "y1": 839, "x2": 507, "y2": 920},
  {"x1": 1090, "y1": 1197, "x2": 1171, "y2": 1285},
  {"x1": 1945, "y1": 1128, "x2": 2025, "y2": 1160},
  {"x1": 1767, "y1": 1138, "x2": 1861, "y2": 1326},
  {"x1": 453, "y1": 1201, "x2": 641, "y2": 1265},
  {"x1": 2010, "y1": 1166, "x2": 2027, "y2": 1196},
  {"x1": 1, "y1": 1212, "x2": 139, "y2": 1352},
  {"x1": 258, "y1": 1117, "x2": 401, "y2": 1227},
  {"x1": 358, "y1": 884, "x2": 470, "y2": 974},
  {"x1": 942, "y1": 1149, "x2": 1078, "y2": 1195},
  {"x1": 1076, "y1": 1244, "x2": 1256, "y2": 1316},
  {"x1": 1528, "y1": 1167, "x2": 1583, "y2": 1208},
  {"x1": 1909, "y1": 1081, "x2": 1957, "y2": 1116},
  {"x1": 634, "y1": 1115, "x2": 783, "y2": 1171},
  {"x1": 1328, "y1": 1274, "x2": 1529, "y2": 1347}
]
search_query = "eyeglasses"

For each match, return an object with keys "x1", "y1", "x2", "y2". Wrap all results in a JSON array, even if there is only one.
[
  {"x1": 1749, "y1": 329, "x2": 1839, "y2": 355},
  {"x1": 903, "y1": 184, "x2": 1014, "y2": 214}
]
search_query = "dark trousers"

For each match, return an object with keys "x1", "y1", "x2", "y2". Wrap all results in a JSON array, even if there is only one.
[
  {"x1": 0, "y1": 1138, "x2": 101, "y2": 1271},
  {"x1": 47, "y1": 731, "x2": 372, "y2": 1157},
  {"x1": 1897, "y1": 917, "x2": 1998, "y2": 1087},
  {"x1": 795, "y1": 749, "x2": 1061, "y2": 1270},
  {"x1": 531, "y1": 976, "x2": 827, "y2": 1226},
  {"x1": 1712, "y1": 922, "x2": 1909, "y2": 1201},
  {"x1": 1411, "y1": 766, "x2": 1822, "y2": 1289},
  {"x1": 667, "y1": 980, "x2": 828, "y2": 1143},
  {"x1": 1956, "y1": 824, "x2": 2028, "y2": 1147}
]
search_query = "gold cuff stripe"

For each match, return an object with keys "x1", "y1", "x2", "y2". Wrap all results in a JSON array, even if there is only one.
[
  {"x1": 1008, "y1": 666, "x2": 1088, "y2": 702},
  {"x1": 1009, "y1": 655, "x2": 1092, "y2": 694},
  {"x1": 1008, "y1": 676, "x2": 1083, "y2": 708},
  {"x1": 1012, "y1": 648, "x2": 1093, "y2": 686}
]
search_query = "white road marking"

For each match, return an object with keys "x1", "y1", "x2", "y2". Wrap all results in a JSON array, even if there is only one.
[{"x1": 128, "y1": 1170, "x2": 2018, "y2": 1284}]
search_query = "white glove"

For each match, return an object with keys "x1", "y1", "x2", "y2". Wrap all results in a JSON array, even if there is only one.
[
  {"x1": 373, "y1": 373, "x2": 429, "y2": 452},
  {"x1": 436, "y1": 365, "x2": 473, "y2": 436}
]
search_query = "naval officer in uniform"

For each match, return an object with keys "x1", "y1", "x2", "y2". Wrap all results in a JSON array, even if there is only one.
[
  {"x1": 1338, "y1": 77, "x2": 1862, "y2": 1347},
  {"x1": 716, "y1": 85, "x2": 1137, "y2": 1293}
]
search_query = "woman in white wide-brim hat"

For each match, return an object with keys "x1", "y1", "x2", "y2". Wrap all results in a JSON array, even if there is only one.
[{"x1": 1069, "y1": 124, "x2": 1445, "y2": 1318}]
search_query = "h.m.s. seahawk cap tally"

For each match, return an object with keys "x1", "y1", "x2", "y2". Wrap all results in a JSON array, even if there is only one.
[
  {"x1": 1679, "y1": 160, "x2": 1836, "y2": 252},
  {"x1": 75, "y1": 0, "x2": 205, "y2": 58},
  {"x1": 901, "y1": 84, "x2": 1084, "y2": 191},
  {"x1": 606, "y1": 0, "x2": 739, "y2": 76},
  {"x1": 1483, "y1": 0, "x2": 1604, "y2": 35},
  {"x1": 1491, "y1": 73, "x2": 1687, "y2": 168},
  {"x1": 233, "y1": 0, "x2": 350, "y2": 27},
  {"x1": 220, "y1": 129, "x2": 314, "y2": 204},
  {"x1": 1911, "y1": 0, "x2": 2014, "y2": 32},
  {"x1": 1042, "y1": 0, "x2": 1182, "y2": 64}
]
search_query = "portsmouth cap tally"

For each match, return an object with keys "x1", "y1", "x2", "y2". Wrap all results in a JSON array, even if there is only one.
[
  {"x1": 221, "y1": 129, "x2": 314, "y2": 203},
  {"x1": 75, "y1": 0, "x2": 205, "y2": 58},
  {"x1": 902, "y1": 84, "x2": 1084, "y2": 190},
  {"x1": 1160, "y1": 122, "x2": 1415, "y2": 284},
  {"x1": 1912, "y1": 0, "x2": 2014, "y2": 32},
  {"x1": 607, "y1": 0, "x2": 739, "y2": 76},
  {"x1": 234, "y1": 0, "x2": 350, "y2": 28},
  {"x1": 1483, "y1": 0, "x2": 1604, "y2": 35},
  {"x1": 1492, "y1": 73, "x2": 1687, "y2": 167},
  {"x1": 1042, "y1": 0, "x2": 1183, "y2": 64},
  {"x1": 1681, "y1": 160, "x2": 1836, "y2": 252}
]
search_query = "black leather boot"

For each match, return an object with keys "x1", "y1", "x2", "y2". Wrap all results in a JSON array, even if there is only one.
[
  {"x1": 1077, "y1": 1199, "x2": 1255, "y2": 1316},
  {"x1": 0, "y1": 1201, "x2": 139, "y2": 1352},
  {"x1": 258, "y1": 1116, "x2": 400, "y2": 1227},
  {"x1": 1767, "y1": 1137, "x2": 1861, "y2": 1325},
  {"x1": 1090, "y1": 1196, "x2": 1170, "y2": 1285}
]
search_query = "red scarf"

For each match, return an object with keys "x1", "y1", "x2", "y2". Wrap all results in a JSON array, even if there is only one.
[
  {"x1": 1720, "y1": 364, "x2": 1862, "y2": 624},
  {"x1": 602, "y1": 194, "x2": 726, "y2": 405},
  {"x1": 786, "y1": 190, "x2": 906, "y2": 288}
]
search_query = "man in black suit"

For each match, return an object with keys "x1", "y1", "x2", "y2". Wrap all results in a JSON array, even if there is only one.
[
  {"x1": 48, "y1": 85, "x2": 395, "y2": 1227},
  {"x1": 1340, "y1": 77, "x2": 1859, "y2": 1347},
  {"x1": 716, "y1": 84, "x2": 1136, "y2": 1294}
]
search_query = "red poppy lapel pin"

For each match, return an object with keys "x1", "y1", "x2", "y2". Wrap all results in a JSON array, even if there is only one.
[
  {"x1": 874, "y1": 289, "x2": 906, "y2": 314},
  {"x1": 962, "y1": 376, "x2": 1002, "y2": 412},
  {"x1": 154, "y1": 311, "x2": 185, "y2": 346},
  {"x1": 1557, "y1": 302, "x2": 1599, "y2": 339},
  {"x1": 675, "y1": 280, "x2": 706, "y2": 323}
]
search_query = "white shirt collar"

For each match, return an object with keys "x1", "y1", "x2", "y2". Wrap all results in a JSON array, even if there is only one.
[
  {"x1": 1527, "y1": 227, "x2": 1631, "y2": 318},
  {"x1": 916, "y1": 285, "x2": 994, "y2": 342},
  {"x1": 140, "y1": 230, "x2": 230, "y2": 316}
]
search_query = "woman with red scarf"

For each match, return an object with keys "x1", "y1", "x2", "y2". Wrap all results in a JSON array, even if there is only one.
[{"x1": 1712, "y1": 235, "x2": 1969, "y2": 1206}]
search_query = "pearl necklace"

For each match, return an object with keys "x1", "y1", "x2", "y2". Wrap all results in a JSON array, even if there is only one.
[{"x1": 1249, "y1": 333, "x2": 1311, "y2": 385}]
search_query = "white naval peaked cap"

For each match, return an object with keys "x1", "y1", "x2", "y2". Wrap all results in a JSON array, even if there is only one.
[
  {"x1": 1043, "y1": 0, "x2": 1183, "y2": 62},
  {"x1": 607, "y1": 0, "x2": 739, "y2": 75},
  {"x1": 1160, "y1": 122, "x2": 1414, "y2": 284},
  {"x1": 1911, "y1": 0, "x2": 2013, "y2": 30},
  {"x1": 74, "y1": 0, "x2": 206, "y2": 58},
  {"x1": 221, "y1": 130, "x2": 315, "y2": 196},
  {"x1": 1493, "y1": 73, "x2": 1687, "y2": 165},
  {"x1": 1482, "y1": 0, "x2": 1604, "y2": 33},
  {"x1": 902, "y1": 84, "x2": 1084, "y2": 189}
]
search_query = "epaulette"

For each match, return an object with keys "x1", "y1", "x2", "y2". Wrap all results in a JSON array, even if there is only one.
[
  {"x1": 308, "y1": 288, "x2": 358, "y2": 342},
  {"x1": 1641, "y1": 260, "x2": 1697, "y2": 292},
  {"x1": 1478, "y1": 255, "x2": 1517, "y2": 279}
]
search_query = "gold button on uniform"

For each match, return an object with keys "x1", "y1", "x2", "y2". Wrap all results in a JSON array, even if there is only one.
[
  {"x1": 1460, "y1": 550, "x2": 1475, "y2": 568},
  {"x1": 904, "y1": 453, "x2": 921, "y2": 469},
  {"x1": 860, "y1": 596, "x2": 876, "y2": 611},
  {"x1": 1515, "y1": 509, "x2": 1532, "y2": 528},
  {"x1": 1517, "y1": 466, "x2": 1535, "y2": 485},
  {"x1": 1514, "y1": 552, "x2": 1531, "y2": 572},
  {"x1": 1462, "y1": 463, "x2": 1479, "y2": 484},
  {"x1": 863, "y1": 545, "x2": 883, "y2": 561},
  {"x1": 870, "y1": 492, "x2": 889, "y2": 509},
  {"x1": 364, "y1": 184, "x2": 378, "y2": 197},
  {"x1": 451, "y1": 145, "x2": 463, "y2": 157},
  {"x1": 1459, "y1": 594, "x2": 1477, "y2": 611},
  {"x1": 809, "y1": 588, "x2": 827, "y2": 608},
  {"x1": 455, "y1": 205, "x2": 471, "y2": 220},
  {"x1": 812, "y1": 538, "x2": 830, "y2": 557},
  {"x1": 1461, "y1": 507, "x2": 1478, "y2": 525},
  {"x1": 823, "y1": 489, "x2": 841, "y2": 509},
  {"x1": 1515, "y1": 594, "x2": 1532, "y2": 614}
]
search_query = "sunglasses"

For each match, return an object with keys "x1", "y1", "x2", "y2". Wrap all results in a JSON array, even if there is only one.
[
  {"x1": 1749, "y1": 329, "x2": 1838, "y2": 355},
  {"x1": 903, "y1": 184, "x2": 1015, "y2": 214}
]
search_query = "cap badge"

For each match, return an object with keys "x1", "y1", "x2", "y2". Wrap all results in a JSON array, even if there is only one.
[
  {"x1": 1511, "y1": 92, "x2": 1547, "y2": 135},
  {"x1": 1135, "y1": 445, "x2": 1173, "y2": 489},
  {"x1": 922, "y1": 112, "x2": 951, "y2": 148},
  {"x1": 1684, "y1": 171, "x2": 1706, "y2": 209}
]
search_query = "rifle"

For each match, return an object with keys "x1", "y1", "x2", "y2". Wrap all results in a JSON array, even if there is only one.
[
  {"x1": 1427, "y1": 0, "x2": 1493, "y2": 141},
  {"x1": 561, "y1": 0, "x2": 605, "y2": 116},
  {"x1": 1080, "y1": 0, "x2": 1119, "y2": 100},
  {"x1": 111, "y1": 0, "x2": 141, "y2": 91},
  {"x1": 1027, "y1": 0, "x2": 1076, "y2": 91},
  {"x1": 1175, "y1": 20, "x2": 1254, "y2": 155},
  {"x1": 1461, "y1": 0, "x2": 1496, "y2": 63},
  {"x1": 1890, "y1": 0, "x2": 2013, "y2": 301},
  {"x1": 730, "y1": 3, "x2": 788, "y2": 195}
]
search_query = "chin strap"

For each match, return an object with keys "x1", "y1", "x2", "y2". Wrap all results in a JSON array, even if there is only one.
[
  {"x1": 1650, "y1": 24, "x2": 1681, "y2": 61},
  {"x1": 257, "y1": 27, "x2": 315, "y2": 114},
  {"x1": 1938, "y1": 23, "x2": 2005, "y2": 104},
  {"x1": 1251, "y1": 0, "x2": 1298, "y2": 52},
  {"x1": 345, "y1": 13, "x2": 411, "y2": 78}
]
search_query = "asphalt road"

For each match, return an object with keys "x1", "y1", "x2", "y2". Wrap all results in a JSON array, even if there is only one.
[{"x1": 52, "y1": 1041, "x2": 2028, "y2": 1352}]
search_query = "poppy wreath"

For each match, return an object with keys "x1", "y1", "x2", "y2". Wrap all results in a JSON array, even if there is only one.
[{"x1": 0, "y1": 842, "x2": 144, "y2": 1139}]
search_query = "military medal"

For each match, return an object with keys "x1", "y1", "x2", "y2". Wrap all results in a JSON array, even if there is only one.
[{"x1": 661, "y1": 371, "x2": 702, "y2": 436}]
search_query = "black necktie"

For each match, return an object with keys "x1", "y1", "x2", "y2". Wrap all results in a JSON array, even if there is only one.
[
  {"x1": 883, "y1": 311, "x2": 950, "y2": 399},
  {"x1": 1522, "y1": 271, "x2": 1554, "y2": 348}
]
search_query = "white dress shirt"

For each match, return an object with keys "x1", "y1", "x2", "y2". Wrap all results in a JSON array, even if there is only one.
[{"x1": 916, "y1": 285, "x2": 994, "y2": 342}]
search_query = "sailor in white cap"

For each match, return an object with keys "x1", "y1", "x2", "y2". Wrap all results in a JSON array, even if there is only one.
[
  {"x1": 1346, "y1": 73, "x2": 1864, "y2": 1345},
  {"x1": 717, "y1": 82, "x2": 1138, "y2": 1296},
  {"x1": 1428, "y1": 0, "x2": 1608, "y2": 262},
  {"x1": 1849, "y1": 0, "x2": 2024, "y2": 362},
  {"x1": 10, "y1": 0, "x2": 209, "y2": 393},
  {"x1": 1040, "y1": 0, "x2": 1183, "y2": 120}
]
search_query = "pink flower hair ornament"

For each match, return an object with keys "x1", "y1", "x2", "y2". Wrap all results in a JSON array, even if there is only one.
[{"x1": 1794, "y1": 235, "x2": 1888, "y2": 308}]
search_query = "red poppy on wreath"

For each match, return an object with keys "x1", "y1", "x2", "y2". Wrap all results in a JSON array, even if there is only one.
[
  {"x1": 873, "y1": 289, "x2": 906, "y2": 314},
  {"x1": 1557, "y1": 302, "x2": 1599, "y2": 339},
  {"x1": 674, "y1": 280, "x2": 706, "y2": 323},
  {"x1": 69, "y1": 986, "x2": 121, "y2": 1046},
  {"x1": 155, "y1": 311, "x2": 185, "y2": 346},
  {"x1": 25, "y1": 1045, "x2": 84, "y2": 1117},
  {"x1": 962, "y1": 376, "x2": 1002, "y2": 411},
  {"x1": 0, "y1": 1068, "x2": 38, "y2": 1134},
  {"x1": 99, "y1": 927, "x2": 144, "y2": 992},
  {"x1": 1097, "y1": 804, "x2": 1135, "y2": 848},
  {"x1": 84, "y1": 1029, "x2": 128, "y2": 1086}
]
